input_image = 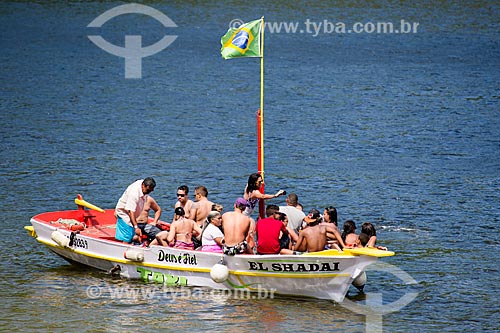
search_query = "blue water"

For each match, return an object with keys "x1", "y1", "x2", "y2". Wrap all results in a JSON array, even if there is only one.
[{"x1": 1, "y1": 1, "x2": 499, "y2": 332}]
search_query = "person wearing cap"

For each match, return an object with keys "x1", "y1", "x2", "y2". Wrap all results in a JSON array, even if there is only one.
[
  {"x1": 221, "y1": 198, "x2": 253, "y2": 255},
  {"x1": 300, "y1": 208, "x2": 322, "y2": 231}
]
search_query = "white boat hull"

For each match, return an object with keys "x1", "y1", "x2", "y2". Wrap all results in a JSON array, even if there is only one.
[{"x1": 27, "y1": 209, "x2": 391, "y2": 302}]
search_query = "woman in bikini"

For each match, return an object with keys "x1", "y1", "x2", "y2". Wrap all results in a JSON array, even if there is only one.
[
  {"x1": 361, "y1": 222, "x2": 388, "y2": 250},
  {"x1": 341, "y1": 220, "x2": 359, "y2": 248},
  {"x1": 243, "y1": 173, "x2": 286, "y2": 217},
  {"x1": 151, "y1": 207, "x2": 201, "y2": 250},
  {"x1": 321, "y1": 206, "x2": 344, "y2": 250},
  {"x1": 323, "y1": 206, "x2": 338, "y2": 226}
]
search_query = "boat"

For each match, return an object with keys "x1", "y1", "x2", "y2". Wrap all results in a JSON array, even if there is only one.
[{"x1": 25, "y1": 195, "x2": 394, "y2": 302}]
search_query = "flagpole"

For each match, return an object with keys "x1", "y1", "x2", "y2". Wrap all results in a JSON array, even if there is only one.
[
  {"x1": 257, "y1": 17, "x2": 265, "y2": 219},
  {"x1": 220, "y1": 18, "x2": 266, "y2": 218}
]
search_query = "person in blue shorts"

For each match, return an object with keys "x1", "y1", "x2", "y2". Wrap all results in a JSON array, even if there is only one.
[{"x1": 114, "y1": 177, "x2": 156, "y2": 243}]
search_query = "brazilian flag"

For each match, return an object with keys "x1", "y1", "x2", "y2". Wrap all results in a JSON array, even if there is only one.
[{"x1": 221, "y1": 19, "x2": 262, "y2": 59}]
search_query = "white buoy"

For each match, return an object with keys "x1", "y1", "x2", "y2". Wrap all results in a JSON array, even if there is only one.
[
  {"x1": 124, "y1": 249, "x2": 144, "y2": 262},
  {"x1": 210, "y1": 263, "x2": 229, "y2": 283},
  {"x1": 51, "y1": 230, "x2": 70, "y2": 247},
  {"x1": 352, "y1": 271, "x2": 367, "y2": 292}
]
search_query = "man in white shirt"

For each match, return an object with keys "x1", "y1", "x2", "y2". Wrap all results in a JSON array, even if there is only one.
[
  {"x1": 115, "y1": 177, "x2": 156, "y2": 243},
  {"x1": 279, "y1": 193, "x2": 305, "y2": 232}
]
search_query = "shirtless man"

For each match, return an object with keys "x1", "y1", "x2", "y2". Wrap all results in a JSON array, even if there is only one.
[
  {"x1": 221, "y1": 198, "x2": 252, "y2": 255},
  {"x1": 173, "y1": 185, "x2": 194, "y2": 221},
  {"x1": 189, "y1": 186, "x2": 214, "y2": 226},
  {"x1": 137, "y1": 195, "x2": 162, "y2": 224},
  {"x1": 134, "y1": 195, "x2": 162, "y2": 244},
  {"x1": 294, "y1": 220, "x2": 343, "y2": 253},
  {"x1": 151, "y1": 207, "x2": 201, "y2": 250}
]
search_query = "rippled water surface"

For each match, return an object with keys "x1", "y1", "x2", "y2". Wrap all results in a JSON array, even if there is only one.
[{"x1": 1, "y1": 1, "x2": 499, "y2": 332}]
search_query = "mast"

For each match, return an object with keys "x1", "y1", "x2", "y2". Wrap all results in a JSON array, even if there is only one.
[
  {"x1": 221, "y1": 17, "x2": 266, "y2": 219},
  {"x1": 257, "y1": 17, "x2": 265, "y2": 219}
]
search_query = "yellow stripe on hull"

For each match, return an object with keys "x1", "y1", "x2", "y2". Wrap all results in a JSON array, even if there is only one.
[
  {"x1": 305, "y1": 248, "x2": 395, "y2": 257},
  {"x1": 35, "y1": 237, "x2": 352, "y2": 279}
]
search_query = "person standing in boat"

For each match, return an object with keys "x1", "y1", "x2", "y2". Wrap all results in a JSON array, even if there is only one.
[
  {"x1": 278, "y1": 193, "x2": 305, "y2": 232},
  {"x1": 173, "y1": 185, "x2": 194, "y2": 222},
  {"x1": 243, "y1": 173, "x2": 286, "y2": 217},
  {"x1": 222, "y1": 198, "x2": 253, "y2": 255},
  {"x1": 114, "y1": 177, "x2": 156, "y2": 243}
]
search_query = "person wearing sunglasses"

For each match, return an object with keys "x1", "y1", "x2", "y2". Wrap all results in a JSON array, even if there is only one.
[{"x1": 173, "y1": 185, "x2": 194, "y2": 222}]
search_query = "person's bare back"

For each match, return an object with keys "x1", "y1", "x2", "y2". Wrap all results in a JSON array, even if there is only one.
[
  {"x1": 222, "y1": 211, "x2": 251, "y2": 247},
  {"x1": 167, "y1": 217, "x2": 201, "y2": 245},
  {"x1": 190, "y1": 186, "x2": 214, "y2": 226},
  {"x1": 191, "y1": 199, "x2": 213, "y2": 226},
  {"x1": 294, "y1": 224, "x2": 328, "y2": 252}
]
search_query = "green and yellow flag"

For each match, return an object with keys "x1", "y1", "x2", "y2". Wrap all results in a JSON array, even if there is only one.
[{"x1": 221, "y1": 19, "x2": 263, "y2": 59}]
